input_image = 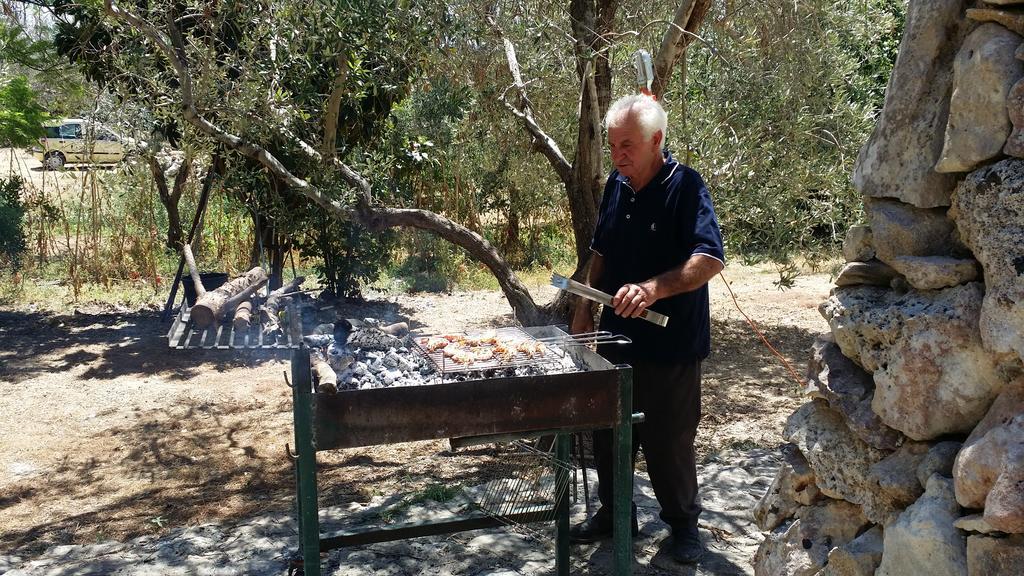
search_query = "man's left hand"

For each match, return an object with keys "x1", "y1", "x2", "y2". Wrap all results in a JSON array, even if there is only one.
[{"x1": 611, "y1": 282, "x2": 658, "y2": 318}]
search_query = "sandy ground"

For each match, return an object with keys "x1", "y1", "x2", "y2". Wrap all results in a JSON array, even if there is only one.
[
  {"x1": 1, "y1": 147, "x2": 107, "y2": 196},
  {"x1": 0, "y1": 262, "x2": 833, "y2": 564}
]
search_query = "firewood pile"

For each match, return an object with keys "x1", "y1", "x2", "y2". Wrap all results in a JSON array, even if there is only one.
[{"x1": 167, "y1": 245, "x2": 308, "y2": 349}]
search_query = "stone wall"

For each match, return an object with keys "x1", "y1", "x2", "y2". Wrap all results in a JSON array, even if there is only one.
[{"x1": 753, "y1": 2, "x2": 1024, "y2": 574}]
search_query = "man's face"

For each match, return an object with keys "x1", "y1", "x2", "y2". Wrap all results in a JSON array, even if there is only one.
[{"x1": 607, "y1": 116, "x2": 661, "y2": 181}]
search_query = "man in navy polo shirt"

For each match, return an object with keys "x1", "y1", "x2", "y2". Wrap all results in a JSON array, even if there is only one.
[{"x1": 569, "y1": 94, "x2": 724, "y2": 564}]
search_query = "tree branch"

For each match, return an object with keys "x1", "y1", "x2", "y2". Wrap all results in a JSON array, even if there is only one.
[
  {"x1": 652, "y1": 0, "x2": 711, "y2": 100},
  {"x1": 103, "y1": 0, "x2": 543, "y2": 325},
  {"x1": 322, "y1": 52, "x2": 347, "y2": 158},
  {"x1": 171, "y1": 153, "x2": 192, "y2": 203},
  {"x1": 489, "y1": 16, "x2": 573, "y2": 186}
]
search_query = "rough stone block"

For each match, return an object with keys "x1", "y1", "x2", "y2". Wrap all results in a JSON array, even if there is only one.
[
  {"x1": 820, "y1": 284, "x2": 1009, "y2": 440},
  {"x1": 876, "y1": 475, "x2": 967, "y2": 576},
  {"x1": 950, "y1": 159, "x2": 1024, "y2": 363},
  {"x1": 966, "y1": 533, "x2": 1024, "y2": 576},
  {"x1": 936, "y1": 24, "x2": 1024, "y2": 173},
  {"x1": 852, "y1": 0, "x2": 971, "y2": 208}
]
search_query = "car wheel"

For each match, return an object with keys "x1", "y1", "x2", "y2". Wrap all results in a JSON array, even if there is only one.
[{"x1": 44, "y1": 152, "x2": 66, "y2": 170}]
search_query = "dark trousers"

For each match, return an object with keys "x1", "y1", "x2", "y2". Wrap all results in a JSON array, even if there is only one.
[{"x1": 593, "y1": 353, "x2": 702, "y2": 533}]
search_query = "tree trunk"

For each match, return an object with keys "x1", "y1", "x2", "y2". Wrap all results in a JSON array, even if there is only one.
[
  {"x1": 250, "y1": 212, "x2": 288, "y2": 290},
  {"x1": 359, "y1": 205, "x2": 543, "y2": 325},
  {"x1": 652, "y1": 0, "x2": 712, "y2": 100},
  {"x1": 566, "y1": 0, "x2": 613, "y2": 282},
  {"x1": 149, "y1": 153, "x2": 191, "y2": 250},
  {"x1": 322, "y1": 53, "x2": 348, "y2": 158}
]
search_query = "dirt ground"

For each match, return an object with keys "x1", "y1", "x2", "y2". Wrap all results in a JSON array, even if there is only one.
[{"x1": 0, "y1": 262, "x2": 833, "y2": 559}]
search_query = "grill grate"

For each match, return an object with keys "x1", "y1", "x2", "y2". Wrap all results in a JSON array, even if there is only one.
[
  {"x1": 460, "y1": 440, "x2": 573, "y2": 543},
  {"x1": 411, "y1": 326, "x2": 569, "y2": 374}
]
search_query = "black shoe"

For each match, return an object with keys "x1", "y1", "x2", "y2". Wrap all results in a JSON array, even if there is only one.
[
  {"x1": 569, "y1": 508, "x2": 639, "y2": 544},
  {"x1": 668, "y1": 528, "x2": 705, "y2": 564}
]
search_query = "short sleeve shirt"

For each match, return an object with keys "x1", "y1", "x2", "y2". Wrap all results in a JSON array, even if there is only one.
[{"x1": 590, "y1": 151, "x2": 725, "y2": 362}]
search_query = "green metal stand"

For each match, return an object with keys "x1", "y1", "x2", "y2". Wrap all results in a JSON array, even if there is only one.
[
  {"x1": 555, "y1": 433, "x2": 571, "y2": 576},
  {"x1": 613, "y1": 367, "x2": 634, "y2": 576},
  {"x1": 289, "y1": 347, "x2": 634, "y2": 576},
  {"x1": 292, "y1": 348, "x2": 322, "y2": 576}
]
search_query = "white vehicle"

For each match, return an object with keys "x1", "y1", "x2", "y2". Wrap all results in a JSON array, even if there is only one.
[{"x1": 30, "y1": 119, "x2": 130, "y2": 170}]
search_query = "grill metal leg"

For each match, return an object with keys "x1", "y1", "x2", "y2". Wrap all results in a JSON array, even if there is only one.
[
  {"x1": 555, "y1": 433, "x2": 570, "y2": 576},
  {"x1": 577, "y1": 432, "x2": 591, "y2": 514},
  {"x1": 614, "y1": 367, "x2": 634, "y2": 575},
  {"x1": 292, "y1": 349, "x2": 321, "y2": 576}
]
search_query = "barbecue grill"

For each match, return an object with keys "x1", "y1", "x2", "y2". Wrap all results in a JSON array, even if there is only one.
[
  {"x1": 166, "y1": 313, "x2": 637, "y2": 575},
  {"x1": 289, "y1": 324, "x2": 637, "y2": 576}
]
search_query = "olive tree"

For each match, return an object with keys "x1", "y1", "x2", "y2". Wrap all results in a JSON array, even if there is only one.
[{"x1": 91, "y1": 0, "x2": 708, "y2": 324}]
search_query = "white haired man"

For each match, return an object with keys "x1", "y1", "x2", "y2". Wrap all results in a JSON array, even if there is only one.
[{"x1": 569, "y1": 94, "x2": 724, "y2": 564}]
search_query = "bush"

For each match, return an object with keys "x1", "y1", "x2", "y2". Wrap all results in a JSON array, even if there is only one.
[
  {"x1": 0, "y1": 76, "x2": 47, "y2": 148},
  {"x1": 295, "y1": 213, "x2": 397, "y2": 299},
  {"x1": 391, "y1": 231, "x2": 466, "y2": 293},
  {"x1": 0, "y1": 176, "x2": 28, "y2": 271}
]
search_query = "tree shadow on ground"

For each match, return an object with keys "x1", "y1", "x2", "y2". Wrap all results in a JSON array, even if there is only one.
[
  {"x1": 0, "y1": 309, "x2": 285, "y2": 384},
  {"x1": 0, "y1": 390, "x2": 559, "y2": 559},
  {"x1": 0, "y1": 294, "x2": 427, "y2": 385},
  {"x1": 699, "y1": 317, "x2": 820, "y2": 454}
]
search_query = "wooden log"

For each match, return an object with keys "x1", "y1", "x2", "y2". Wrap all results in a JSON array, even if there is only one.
[
  {"x1": 381, "y1": 321, "x2": 409, "y2": 337},
  {"x1": 190, "y1": 266, "x2": 269, "y2": 328},
  {"x1": 261, "y1": 276, "x2": 305, "y2": 337},
  {"x1": 311, "y1": 351, "x2": 338, "y2": 394},
  {"x1": 182, "y1": 244, "x2": 206, "y2": 299},
  {"x1": 233, "y1": 300, "x2": 253, "y2": 331}
]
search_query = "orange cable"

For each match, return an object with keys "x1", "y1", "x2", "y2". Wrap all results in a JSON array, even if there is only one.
[{"x1": 717, "y1": 271, "x2": 805, "y2": 389}]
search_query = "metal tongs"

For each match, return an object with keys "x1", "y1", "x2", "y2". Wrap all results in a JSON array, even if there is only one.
[
  {"x1": 551, "y1": 273, "x2": 670, "y2": 328},
  {"x1": 535, "y1": 330, "x2": 632, "y2": 347}
]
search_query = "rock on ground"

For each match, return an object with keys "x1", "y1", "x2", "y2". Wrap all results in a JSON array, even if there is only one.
[
  {"x1": 875, "y1": 475, "x2": 966, "y2": 576},
  {"x1": 852, "y1": 0, "x2": 970, "y2": 208},
  {"x1": 817, "y1": 525, "x2": 883, "y2": 576},
  {"x1": 752, "y1": 499, "x2": 868, "y2": 576},
  {"x1": 753, "y1": 444, "x2": 823, "y2": 531}
]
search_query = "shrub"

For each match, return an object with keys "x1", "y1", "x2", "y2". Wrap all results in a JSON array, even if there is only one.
[{"x1": 0, "y1": 176, "x2": 28, "y2": 271}]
